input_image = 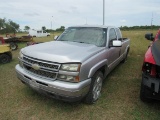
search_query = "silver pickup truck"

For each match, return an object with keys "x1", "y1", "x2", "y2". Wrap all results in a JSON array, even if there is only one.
[{"x1": 15, "y1": 25, "x2": 130, "y2": 104}]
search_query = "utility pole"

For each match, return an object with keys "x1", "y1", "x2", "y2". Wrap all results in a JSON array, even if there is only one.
[
  {"x1": 51, "y1": 16, "x2": 53, "y2": 30},
  {"x1": 103, "y1": 0, "x2": 105, "y2": 25}
]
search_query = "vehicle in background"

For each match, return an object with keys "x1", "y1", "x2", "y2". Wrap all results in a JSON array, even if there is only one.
[
  {"x1": 140, "y1": 29, "x2": 160, "y2": 102},
  {"x1": 4, "y1": 35, "x2": 33, "y2": 51},
  {"x1": 0, "y1": 37, "x2": 12, "y2": 64},
  {"x1": 16, "y1": 25, "x2": 130, "y2": 104},
  {"x1": 28, "y1": 29, "x2": 50, "y2": 37},
  {"x1": 26, "y1": 41, "x2": 43, "y2": 46}
]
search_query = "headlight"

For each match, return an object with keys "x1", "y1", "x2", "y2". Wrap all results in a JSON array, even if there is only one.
[
  {"x1": 18, "y1": 51, "x2": 24, "y2": 67},
  {"x1": 60, "y1": 64, "x2": 81, "y2": 72},
  {"x1": 57, "y1": 75, "x2": 79, "y2": 82},
  {"x1": 19, "y1": 51, "x2": 23, "y2": 59},
  {"x1": 58, "y1": 63, "x2": 81, "y2": 82}
]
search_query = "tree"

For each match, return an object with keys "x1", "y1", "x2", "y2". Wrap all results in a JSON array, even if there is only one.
[
  {"x1": 0, "y1": 18, "x2": 20, "y2": 34},
  {"x1": 0, "y1": 18, "x2": 6, "y2": 30},
  {"x1": 56, "y1": 26, "x2": 65, "y2": 31},
  {"x1": 24, "y1": 26, "x2": 30, "y2": 31},
  {"x1": 42, "y1": 26, "x2": 46, "y2": 31},
  {"x1": 8, "y1": 19, "x2": 19, "y2": 32}
]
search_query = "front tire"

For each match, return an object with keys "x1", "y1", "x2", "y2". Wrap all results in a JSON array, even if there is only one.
[
  {"x1": 121, "y1": 49, "x2": 129, "y2": 63},
  {"x1": 0, "y1": 54, "x2": 11, "y2": 64},
  {"x1": 83, "y1": 71, "x2": 103, "y2": 104}
]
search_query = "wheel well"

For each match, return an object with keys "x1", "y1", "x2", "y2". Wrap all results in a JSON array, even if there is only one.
[
  {"x1": 97, "y1": 66, "x2": 106, "y2": 77},
  {"x1": 127, "y1": 47, "x2": 130, "y2": 53}
]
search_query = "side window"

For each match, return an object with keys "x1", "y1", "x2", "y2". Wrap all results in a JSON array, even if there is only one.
[
  {"x1": 115, "y1": 28, "x2": 122, "y2": 40},
  {"x1": 109, "y1": 28, "x2": 117, "y2": 41},
  {"x1": 0, "y1": 40, "x2": 2, "y2": 44},
  {"x1": 109, "y1": 28, "x2": 117, "y2": 47}
]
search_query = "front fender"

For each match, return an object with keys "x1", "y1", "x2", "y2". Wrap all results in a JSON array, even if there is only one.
[{"x1": 88, "y1": 59, "x2": 108, "y2": 78}]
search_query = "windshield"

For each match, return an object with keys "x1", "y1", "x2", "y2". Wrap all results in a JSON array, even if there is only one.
[{"x1": 57, "y1": 27, "x2": 107, "y2": 47}]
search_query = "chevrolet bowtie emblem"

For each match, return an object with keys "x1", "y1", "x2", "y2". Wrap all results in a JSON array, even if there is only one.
[{"x1": 32, "y1": 64, "x2": 40, "y2": 70}]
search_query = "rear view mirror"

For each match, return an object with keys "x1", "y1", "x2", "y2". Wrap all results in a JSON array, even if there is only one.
[
  {"x1": 145, "y1": 33, "x2": 154, "y2": 41},
  {"x1": 112, "y1": 40, "x2": 122, "y2": 47}
]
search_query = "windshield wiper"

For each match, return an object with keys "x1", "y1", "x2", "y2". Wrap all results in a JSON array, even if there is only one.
[{"x1": 58, "y1": 39, "x2": 68, "y2": 41}]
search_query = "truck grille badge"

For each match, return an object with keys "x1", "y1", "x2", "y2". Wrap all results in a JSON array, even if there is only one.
[{"x1": 31, "y1": 64, "x2": 40, "y2": 70}]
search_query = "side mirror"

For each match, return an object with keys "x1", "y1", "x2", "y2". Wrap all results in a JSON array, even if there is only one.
[
  {"x1": 145, "y1": 33, "x2": 154, "y2": 41},
  {"x1": 54, "y1": 36, "x2": 59, "y2": 40},
  {"x1": 112, "y1": 40, "x2": 122, "y2": 47}
]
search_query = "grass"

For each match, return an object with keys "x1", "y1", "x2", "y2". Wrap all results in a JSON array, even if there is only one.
[{"x1": 0, "y1": 30, "x2": 160, "y2": 120}]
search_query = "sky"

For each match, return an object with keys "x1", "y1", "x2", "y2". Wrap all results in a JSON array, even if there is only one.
[{"x1": 0, "y1": 0, "x2": 160, "y2": 30}]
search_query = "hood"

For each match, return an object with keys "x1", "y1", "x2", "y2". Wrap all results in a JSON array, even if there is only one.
[
  {"x1": 22, "y1": 41, "x2": 104, "y2": 63},
  {"x1": 151, "y1": 40, "x2": 160, "y2": 66}
]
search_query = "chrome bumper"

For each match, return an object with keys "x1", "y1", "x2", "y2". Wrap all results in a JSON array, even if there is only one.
[{"x1": 15, "y1": 64, "x2": 91, "y2": 102}]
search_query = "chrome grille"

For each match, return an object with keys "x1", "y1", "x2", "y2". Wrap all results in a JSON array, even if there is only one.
[
  {"x1": 24, "y1": 65, "x2": 56, "y2": 79},
  {"x1": 23, "y1": 57, "x2": 59, "y2": 70},
  {"x1": 22, "y1": 56, "x2": 60, "y2": 80}
]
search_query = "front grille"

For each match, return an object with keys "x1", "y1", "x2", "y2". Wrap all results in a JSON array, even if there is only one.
[
  {"x1": 23, "y1": 57, "x2": 59, "y2": 70},
  {"x1": 22, "y1": 56, "x2": 60, "y2": 80},
  {"x1": 25, "y1": 65, "x2": 56, "y2": 79}
]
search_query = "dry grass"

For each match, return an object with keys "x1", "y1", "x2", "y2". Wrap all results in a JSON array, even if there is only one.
[{"x1": 0, "y1": 30, "x2": 160, "y2": 120}]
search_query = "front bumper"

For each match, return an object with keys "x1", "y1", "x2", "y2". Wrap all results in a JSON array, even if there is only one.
[
  {"x1": 142, "y1": 73, "x2": 160, "y2": 93},
  {"x1": 15, "y1": 64, "x2": 91, "y2": 102},
  {"x1": 142, "y1": 73, "x2": 160, "y2": 100}
]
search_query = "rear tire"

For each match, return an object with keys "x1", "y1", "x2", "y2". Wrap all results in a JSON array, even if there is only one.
[
  {"x1": 121, "y1": 49, "x2": 129, "y2": 63},
  {"x1": 0, "y1": 54, "x2": 11, "y2": 64},
  {"x1": 83, "y1": 71, "x2": 103, "y2": 104}
]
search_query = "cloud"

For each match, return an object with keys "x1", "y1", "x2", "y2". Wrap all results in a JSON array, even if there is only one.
[
  {"x1": 24, "y1": 13, "x2": 40, "y2": 17},
  {"x1": 0, "y1": 0, "x2": 160, "y2": 29},
  {"x1": 120, "y1": 19, "x2": 126, "y2": 23},
  {"x1": 58, "y1": 10, "x2": 70, "y2": 14}
]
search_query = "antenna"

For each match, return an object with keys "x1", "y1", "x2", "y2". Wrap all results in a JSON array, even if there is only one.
[
  {"x1": 151, "y1": 12, "x2": 153, "y2": 32},
  {"x1": 103, "y1": 0, "x2": 105, "y2": 25}
]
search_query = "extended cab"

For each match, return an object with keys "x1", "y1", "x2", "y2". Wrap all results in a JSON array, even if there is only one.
[{"x1": 15, "y1": 25, "x2": 130, "y2": 104}]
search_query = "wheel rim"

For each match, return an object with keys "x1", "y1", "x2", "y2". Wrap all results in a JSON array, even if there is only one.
[
  {"x1": 11, "y1": 44, "x2": 16, "y2": 50},
  {"x1": 1, "y1": 56, "x2": 9, "y2": 63},
  {"x1": 93, "y1": 76, "x2": 102, "y2": 101}
]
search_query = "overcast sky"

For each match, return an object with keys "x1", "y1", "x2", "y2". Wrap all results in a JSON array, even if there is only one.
[{"x1": 0, "y1": 0, "x2": 160, "y2": 30}]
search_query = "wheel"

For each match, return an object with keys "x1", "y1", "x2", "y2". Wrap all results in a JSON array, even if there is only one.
[
  {"x1": 83, "y1": 71, "x2": 103, "y2": 104},
  {"x1": 0, "y1": 54, "x2": 11, "y2": 64},
  {"x1": 121, "y1": 49, "x2": 129, "y2": 63},
  {"x1": 10, "y1": 42, "x2": 18, "y2": 51},
  {"x1": 140, "y1": 82, "x2": 152, "y2": 102}
]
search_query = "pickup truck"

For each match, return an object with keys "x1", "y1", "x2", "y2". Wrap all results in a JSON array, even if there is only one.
[{"x1": 15, "y1": 25, "x2": 130, "y2": 104}]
